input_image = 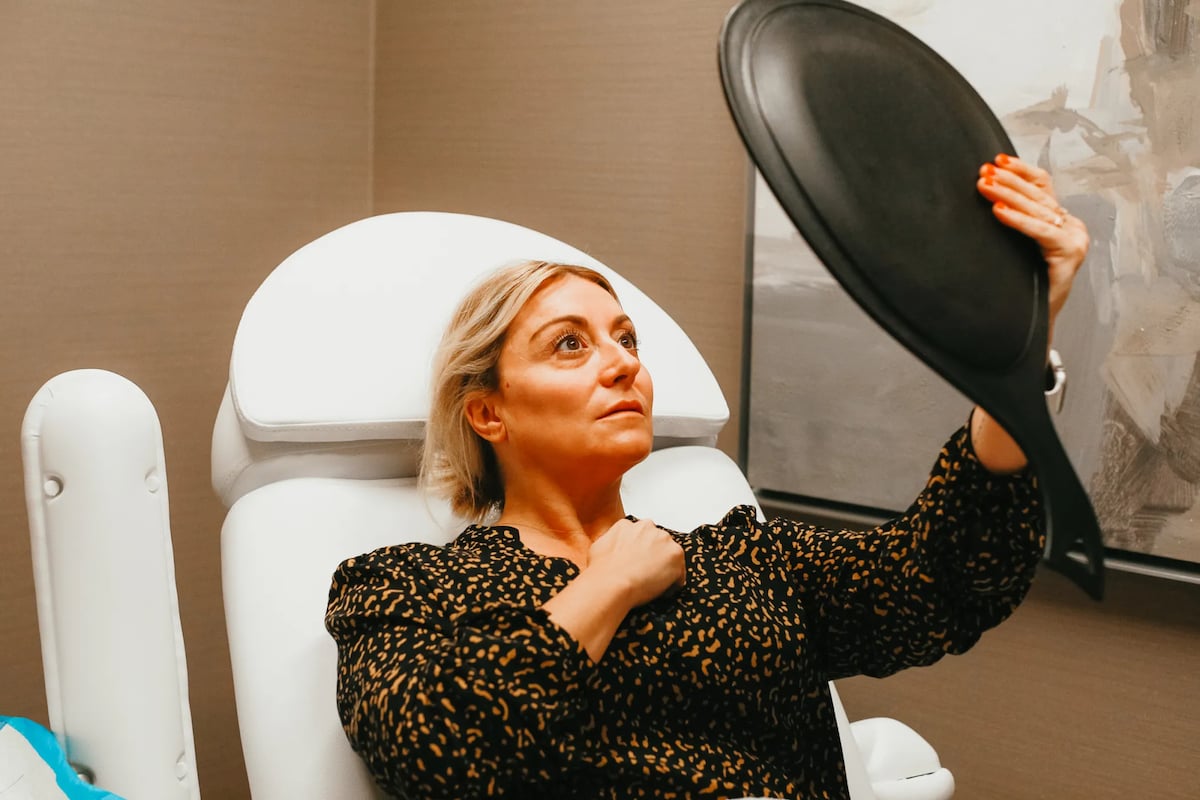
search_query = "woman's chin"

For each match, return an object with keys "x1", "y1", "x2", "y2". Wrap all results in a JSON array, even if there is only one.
[
  {"x1": 612, "y1": 436, "x2": 655, "y2": 471},
  {"x1": 580, "y1": 433, "x2": 653, "y2": 476}
]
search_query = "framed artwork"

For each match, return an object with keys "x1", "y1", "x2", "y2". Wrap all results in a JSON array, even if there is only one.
[{"x1": 745, "y1": 0, "x2": 1200, "y2": 567}]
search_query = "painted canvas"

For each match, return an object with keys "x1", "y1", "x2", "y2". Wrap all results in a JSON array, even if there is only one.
[{"x1": 746, "y1": 0, "x2": 1200, "y2": 565}]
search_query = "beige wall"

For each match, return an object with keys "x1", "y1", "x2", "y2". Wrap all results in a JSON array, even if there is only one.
[
  {"x1": 3, "y1": 3, "x2": 1198, "y2": 800},
  {"x1": 0, "y1": 3, "x2": 372, "y2": 797},
  {"x1": 1, "y1": 3, "x2": 744, "y2": 797},
  {"x1": 836, "y1": 565, "x2": 1200, "y2": 798},
  {"x1": 372, "y1": 1, "x2": 750, "y2": 457}
]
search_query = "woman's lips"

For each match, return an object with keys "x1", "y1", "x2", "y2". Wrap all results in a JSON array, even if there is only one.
[{"x1": 600, "y1": 401, "x2": 644, "y2": 418}]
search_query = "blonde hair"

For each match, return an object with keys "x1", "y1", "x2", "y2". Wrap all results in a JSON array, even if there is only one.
[{"x1": 421, "y1": 260, "x2": 618, "y2": 521}]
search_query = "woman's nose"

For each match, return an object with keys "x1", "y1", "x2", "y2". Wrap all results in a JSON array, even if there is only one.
[{"x1": 599, "y1": 338, "x2": 641, "y2": 385}]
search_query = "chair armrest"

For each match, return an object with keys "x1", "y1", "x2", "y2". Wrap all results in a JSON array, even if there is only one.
[
  {"x1": 870, "y1": 770, "x2": 954, "y2": 800},
  {"x1": 850, "y1": 717, "x2": 955, "y2": 800}
]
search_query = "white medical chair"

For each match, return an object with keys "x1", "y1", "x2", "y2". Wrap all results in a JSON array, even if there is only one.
[{"x1": 22, "y1": 212, "x2": 952, "y2": 799}]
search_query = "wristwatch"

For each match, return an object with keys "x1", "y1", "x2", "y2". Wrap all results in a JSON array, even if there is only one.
[{"x1": 1044, "y1": 348, "x2": 1066, "y2": 413}]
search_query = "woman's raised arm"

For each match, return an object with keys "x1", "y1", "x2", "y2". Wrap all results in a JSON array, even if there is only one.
[{"x1": 971, "y1": 153, "x2": 1089, "y2": 473}]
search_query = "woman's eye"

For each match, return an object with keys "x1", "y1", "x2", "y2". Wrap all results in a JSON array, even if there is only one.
[
  {"x1": 618, "y1": 332, "x2": 639, "y2": 350},
  {"x1": 554, "y1": 333, "x2": 585, "y2": 352}
]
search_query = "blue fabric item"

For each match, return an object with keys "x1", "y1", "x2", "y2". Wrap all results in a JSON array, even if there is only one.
[{"x1": 0, "y1": 716, "x2": 124, "y2": 799}]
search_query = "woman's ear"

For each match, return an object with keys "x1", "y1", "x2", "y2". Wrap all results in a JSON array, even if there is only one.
[{"x1": 464, "y1": 391, "x2": 506, "y2": 443}]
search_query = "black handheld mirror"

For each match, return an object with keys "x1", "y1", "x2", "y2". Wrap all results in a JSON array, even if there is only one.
[{"x1": 719, "y1": 0, "x2": 1105, "y2": 598}]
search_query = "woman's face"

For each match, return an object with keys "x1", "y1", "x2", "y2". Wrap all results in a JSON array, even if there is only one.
[{"x1": 479, "y1": 273, "x2": 655, "y2": 484}]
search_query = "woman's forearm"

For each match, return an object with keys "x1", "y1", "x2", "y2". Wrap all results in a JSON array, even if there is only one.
[
  {"x1": 542, "y1": 567, "x2": 635, "y2": 662},
  {"x1": 969, "y1": 322, "x2": 1060, "y2": 474},
  {"x1": 969, "y1": 405, "x2": 1028, "y2": 474}
]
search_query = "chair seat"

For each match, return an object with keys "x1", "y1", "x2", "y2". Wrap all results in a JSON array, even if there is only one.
[{"x1": 221, "y1": 445, "x2": 756, "y2": 800}]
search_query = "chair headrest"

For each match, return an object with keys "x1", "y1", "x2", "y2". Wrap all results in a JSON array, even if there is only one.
[{"x1": 229, "y1": 212, "x2": 728, "y2": 444}]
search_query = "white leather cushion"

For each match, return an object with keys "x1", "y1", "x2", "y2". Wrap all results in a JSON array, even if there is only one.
[
  {"x1": 230, "y1": 212, "x2": 728, "y2": 444},
  {"x1": 211, "y1": 382, "x2": 726, "y2": 509},
  {"x1": 211, "y1": 385, "x2": 421, "y2": 508},
  {"x1": 621, "y1": 445, "x2": 763, "y2": 529},
  {"x1": 222, "y1": 477, "x2": 460, "y2": 800}
]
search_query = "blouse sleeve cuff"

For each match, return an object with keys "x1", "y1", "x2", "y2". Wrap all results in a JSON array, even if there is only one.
[
  {"x1": 455, "y1": 604, "x2": 596, "y2": 702},
  {"x1": 936, "y1": 420, "x2": 1046, "y2": 587}
]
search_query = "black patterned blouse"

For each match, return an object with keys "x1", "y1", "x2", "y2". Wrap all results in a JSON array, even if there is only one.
[{"x1": 325, "y1": 424, "x2": 1045, "y2": 799}]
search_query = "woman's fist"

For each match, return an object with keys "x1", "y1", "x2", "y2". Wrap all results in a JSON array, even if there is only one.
[{"x1": 587, "y1": 518, "x2": 686, "y2": 608}]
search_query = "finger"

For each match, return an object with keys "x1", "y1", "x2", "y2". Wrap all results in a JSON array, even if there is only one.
[
  {"x1": 993, "y1": 153, "x2": 1057, "y2": 196},
  {"x1": 977, "y1": 173, "x2": 1063, "y2": 227},
  {"x1": 604, "y1": 517, "x2": 651, "y2": 535},
  {"x1": 979, "y1": 160, "x2": 1058, "y2": 204},
  {"x1": 979, "y1": 160, "x2": 1061, "y2": 206},
  {"x1": 993, "y1": 200, "x2": 1070, "y2": 241},
  {"x1": 634, "y1": 519, "x2": 667, "y2": 542},
  {"x1": 991, "y1": 201, "x2": 1072, "y2": 246}
]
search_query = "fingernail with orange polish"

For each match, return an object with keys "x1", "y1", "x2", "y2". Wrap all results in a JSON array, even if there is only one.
[
  {"x1": 996, "y1": 153, "x2": 1012, "y2": 166},
  {"x1": 994, "y1": 201, "x2": 1007, "y2": 211},
  {"x1": 981, "y1": 163, "x2": 997, "y2": 176}
]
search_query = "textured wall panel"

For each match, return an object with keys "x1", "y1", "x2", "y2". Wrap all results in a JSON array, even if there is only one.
[
  {"x1": 373, "y1": 1, "x2": 750, "y2": 457},
  {"x1": 0, "y1": 3, "x2": 372, "y2": 797}
]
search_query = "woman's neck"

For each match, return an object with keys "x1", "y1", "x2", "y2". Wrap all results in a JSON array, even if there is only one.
[{"x1": 496, "y1": 479, "x2": 626, "y2": 566}]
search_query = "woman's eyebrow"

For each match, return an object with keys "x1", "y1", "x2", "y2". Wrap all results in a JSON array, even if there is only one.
[
  {"x1": 529, "y1": 315, "x2": 587, "y2": 342},
  {"x1": 528, "y1": 313, "x2": 633, "y2": 342}
]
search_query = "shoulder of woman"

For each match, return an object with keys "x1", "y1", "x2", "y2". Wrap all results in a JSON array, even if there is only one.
[
  {"x1": 672, "y1": 504, "x2": 761, "y2": 543},
  {"x1": 332, "y1": 540, "x2": 464, "y2": 588},
  {"x1": 327, "y1": 540, "x2": 485, "y2": 625},
  {"x1": 711, "y1": 503, "x2": 762, "y2": 531}
]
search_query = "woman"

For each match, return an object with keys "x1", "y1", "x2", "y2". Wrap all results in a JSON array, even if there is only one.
[{"x1": 326, "y1": 154, "x2": 1089, "y2": 799}]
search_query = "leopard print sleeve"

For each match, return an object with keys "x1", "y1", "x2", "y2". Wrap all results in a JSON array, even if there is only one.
[
  {"x1": 748, "y1": 422, "x2": 1045, "y2": 682},
  {"x1": 325, "y1": 544, "x2": 592, "y2": 799}
]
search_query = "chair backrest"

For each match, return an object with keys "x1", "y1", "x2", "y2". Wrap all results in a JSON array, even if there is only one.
[
  {"x1": 214, "y1": 212, "x2": 751, "y2": 799},
  {"x1": 212, "y1": 212, "x2": 728, "y2": 508}
]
